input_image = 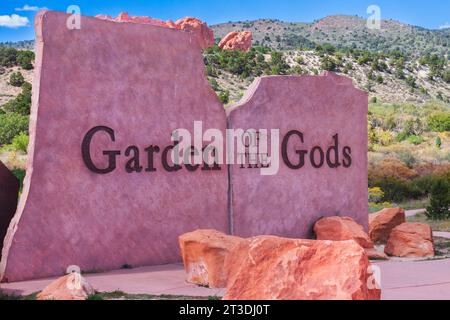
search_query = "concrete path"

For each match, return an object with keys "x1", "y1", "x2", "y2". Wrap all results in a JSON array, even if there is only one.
[
  {"x1": 0, "y1": 263, "x2": 225, "y2": 298},
  {"x1": 375, "y1": 258, "x2": 450, "y2": 300},
  {"x1": 2, "y1": 259, "x2": 450, "y2": 300},
  {"x1": 435, "y1": 232, "x2": 450, "y2": 239},
  {"x1": 405, "y1": 209, "x2": 425, "y2": 217}
]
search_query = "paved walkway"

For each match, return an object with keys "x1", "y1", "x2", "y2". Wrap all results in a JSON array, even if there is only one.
[
  {"x1": 0, "y1": 263, "x2": 225, "y2": 298},
  {"x1": 405, "y1": 209, "x2": 425, "y2": 217},
  {"x1": 375, "y1": 258, "x2": 450, "y2": 300},
  {"x1": 2, "y1": 258, "x2": 450, "y2": 300}
]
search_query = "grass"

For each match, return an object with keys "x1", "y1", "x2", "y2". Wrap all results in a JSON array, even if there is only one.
[
  {"x1": 0, "y1": 291, "x2": 38, "y2": 300},
  {"x1": 86, "y1": 290, "x2": 220, "y2": 300},
  {"x1": 1, "y1": 289, "x2": 220, "y2": 301},
  {"x1": 407, "y1": 213, "x2": 450, "y2": 232}
]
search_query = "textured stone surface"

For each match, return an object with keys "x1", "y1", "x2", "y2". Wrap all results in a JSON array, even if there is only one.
[
  {"x1": 37, "y1": 273, "x2": 95, "y2": 300},
  {"x1": 369, "y1": 208, "x2": 406, "y2": 243},
  {"x1": 223, "y1": 236, "x2": 381, "y2": 300},
  {"x1": 175, "y1": 17, "x2": 215, "y2": 49},
  {"x1": 0, "y1": 11, "x2": 228, "y2": 282},
  {"x1": 0, "y1": 161, "x2": 19, "y2": 261},
  {"x1": 96, "y1": 13, "x2": 214, "y2": 49},
  {"x1": 179, "y1": 229, "x2": 244, "y2": 288},
  {"x1": 314, "y1": 216, "x2": 373, "y2": 248},
  {"x1": 385, "y1": 222, "x2": 434, "y2": 258},
  {"x1": 219, "y1": 31, "x2": 252, "y2": 51},
  {"x1": 227, "y1": 73, "x2": 368, "y2": 238}
]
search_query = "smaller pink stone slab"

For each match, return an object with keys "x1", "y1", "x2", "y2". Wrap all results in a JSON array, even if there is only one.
[{"x1": 227, "y1": 73, "x2": 368, "y2": 238}]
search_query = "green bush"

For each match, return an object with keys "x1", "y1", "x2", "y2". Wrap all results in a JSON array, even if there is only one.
[
  {"x1": 17, "y1": 50, "x2": 34, "y2": 70},
  {"x1": 428, "y1": 113, "x2": 450, "y2": 132},
  {"x1": 0, "y1": 112, "x2": 29, "y2": 145},
  {"x1": 370, "y1": 176, "x2": 420, "y2": 203},
  {"x1": 426, "y1": 179, "x2": 450, "y2": 220},
  {"x1": 2, "y1": 82, "x2": 32, "y2": 115},
  {"x1": 218, "y1": 90, "x2": 230, "y2": 104},
  {"x1": 444, "y1": 70, "x2": 450, "y2": 84},
  {"x1": 407, "y1": 135, "x2": 424, "y2": 145},
  {"x1": 320, "y1": 56, "x2": 337, "y2": 71},
  {"x1": 11, "y1": 168, "x2": 25, "y2": 191},
  {"x1": 11, "y1": 133, "x2": 29, "y2": 152},
  {"x1": 9, "y1": 71, "x2": 24, "y2": 87}
]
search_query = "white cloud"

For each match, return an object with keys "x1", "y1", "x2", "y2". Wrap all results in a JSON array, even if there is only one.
[
  {"x1": 0, "y1": 14, "x2": 30, "y2": 28},
  {"x1": 439, "y1": 22, "x2": 450, "y2": 30},
  {"x1": 15, "y1": 4, "x2": 47, "y2": 12}
]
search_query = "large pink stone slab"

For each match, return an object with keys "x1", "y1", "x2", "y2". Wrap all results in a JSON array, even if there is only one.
[
  {"x1": 0, "y1": 161, "x2": 19, "y2": 261},
  {"x1": 227, "y1": 73, "x2": 368, "y2": 238},
  {"x1": 0, "y1": 11, "x2": 228, "y2": 282}
]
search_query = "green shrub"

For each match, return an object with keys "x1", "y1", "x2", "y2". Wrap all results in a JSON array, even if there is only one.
[
  {"x1": 2, "y1": 82, "x2": 32, "y2": 115},
  {"x1": 368, "y1": 187, "x2": 384, "y2": 203},
  {"x1": 428, "y1": 113, "x2": 450, "y2": 132},
  {"x1": 407, "y1": 135, "x2": 424, "y2": 145},
  {"x1": 9, "y1": 71, "x2": 24, "y2": 87},
  {"x1": 320, "y1": 56, "x2": 337, "y2": 71},
  {"x1": 0, "y1": 112, "x2": 29, "y2": 145},
  {"x1": 11, "y1": 168, "x2": 25, "y2": 191},
  {"x1": 426, "y1": 179, "x2": 450, "y2": 220},
  {"x1": 16, "y1": 50, "x2": 34, "y2": 70},
  {"x1": 218, "y1": 90, "x2": 230, "y2": 104},
  {"x1": 370, "y1": 176, "x2": 419, "y2": 202},
  {"x1": 11, "y1": 133, "x2": 29, "y2": 152},
  {"x1": 444, "y1": 70, "x2": 450, "y2": 84},
  {"x1": 436, "y1": 136, "x2": 442, "y2": 148}
]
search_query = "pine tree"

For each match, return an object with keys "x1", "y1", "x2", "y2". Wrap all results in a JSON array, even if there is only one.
[{"x1": 426, "y1": 179, "x2": 450, "y2": 220}]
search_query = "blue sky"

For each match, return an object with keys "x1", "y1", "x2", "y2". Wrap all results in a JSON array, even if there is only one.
[{"x1": 1, "y1": 0, "x2": 449, "y2": 42}]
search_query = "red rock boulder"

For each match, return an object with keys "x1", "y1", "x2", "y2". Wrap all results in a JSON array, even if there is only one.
[
  {"x1": 175, "y1": 17, "x2": 215, "y2": 49},
  {"x1": 384, "y1": 222, "x2": 435, "y2": 258},
  {"x1": 179, "y1": 229, "x2": 244, "y2": 288},
  {"x1": 223, "y1": 236, "x2": 381, "y2": 300},
  {"x1": 314, "y1": 216, "x2": 373, "y2": 248},
  {"x1": 37, "y1": 273, "x2": 95, "y2": 300},
  {"x1": 96, "y1": 13, "x2": 214, "y2": 49},
  {"x1": 369, "y1": 208, "x2": 405, "y2": 243},
  {"x1": 219, "y1": 31, "x2": 253, "y2": 51},
  {"x1": 314, "y1": 216, "x2": 388, "y2": 260}
]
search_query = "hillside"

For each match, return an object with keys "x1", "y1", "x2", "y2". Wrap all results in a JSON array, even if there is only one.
[
  {"x1": 204, "y1": 45, "x2": 450, "y2": 105},
  {"x1": 212, "y1": 15, "x2": 450, "y2": 56}
]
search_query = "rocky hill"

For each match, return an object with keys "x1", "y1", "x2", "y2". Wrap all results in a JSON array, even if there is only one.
[
  {"x1": 204, "y1": 46, "x2": 450, "y2": 105},
  {"x1": 212, "y1": 15, "x2": 450, "y2": 56}
]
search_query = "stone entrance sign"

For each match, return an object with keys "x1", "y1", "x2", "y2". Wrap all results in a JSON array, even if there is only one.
[
  {"x1": 0, "y1": 161, "x2": 19, "y2": 262},
  {"x1": 227, "y1": 73, "x2": 368, "y2": 238},
  {"x1": 0, "y1": 11, "x2": 369, "y2": 282},
  {"x1": 0, "y1": 11, "x2": 228, "y2": 282}
]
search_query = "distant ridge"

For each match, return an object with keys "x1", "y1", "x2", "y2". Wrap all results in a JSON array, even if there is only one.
[
  {"x1": 212, "y1": 15, "x2": 450, "y2": 56},
  {"x1": 0, "y1": 40, "x2": 34, "y2": 51},
  {"x1": 1, "y1": 15, "x2": 449, "y2": 55}
]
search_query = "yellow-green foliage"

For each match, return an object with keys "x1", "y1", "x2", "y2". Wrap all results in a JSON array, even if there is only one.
[{"x1": 368, "y1": 187, "x2": 384, "y2": 203}]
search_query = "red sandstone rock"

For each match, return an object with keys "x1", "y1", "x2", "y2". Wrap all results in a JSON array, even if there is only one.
[
  {"x1": 314, "y1": 216, "x2": 374, "y2": 249},
  {"x1": 179, "y1": 230, "x2": 244, "y2": 288},
  {"x1": 223, "y1": 236, "x2": 381, "y2": 300},
  {"x1": 369, "y1": 208, "x2": 405, "y2": 243},
  {"x1": 175, "y1": 17, "x2": 215, "y2": 49},
  {"x1": 37, "y1": 273, "x2": 95, "y2": 300},
  {"x1": 384, "y1": 222, "x2": 435, "y2": 258},
  {"x1": 95, "y1": 13, "x2": 214, "y2": 49},
  {"x1": 218, "y1": 31, "x2": 253, "y2": 51}
]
